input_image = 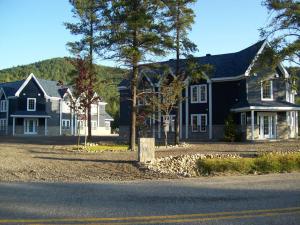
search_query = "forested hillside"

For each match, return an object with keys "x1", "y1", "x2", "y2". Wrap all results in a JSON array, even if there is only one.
[{"x1": 0, "y1": 58, "x2": 126, "y2": 128}]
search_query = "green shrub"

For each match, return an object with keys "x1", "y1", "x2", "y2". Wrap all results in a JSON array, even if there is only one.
[{"x1": 197, "y1": 152, "x2": 300, "y2": 176}]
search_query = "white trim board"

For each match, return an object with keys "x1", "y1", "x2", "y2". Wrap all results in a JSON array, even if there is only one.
[
  {"x1": 231, "y1": 106, "x2": 300, "y2": 112},
  {"x1": 10, "y1": 115, "x2": 51, "y2": 118}
]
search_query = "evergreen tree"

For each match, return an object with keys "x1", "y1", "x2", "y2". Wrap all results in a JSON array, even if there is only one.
[
  {"x1": 259, "y1": 0, "x2": 299, "y2": 66},
  {"x1": 163, "y1": 0, "x2": 197, "y2": 145},
  {"x1": 104, "y1": 0, "x2": 171, "y2": 151},
  {"x1": 65, "y1": 0, "x2": 108, "y2": 140}
]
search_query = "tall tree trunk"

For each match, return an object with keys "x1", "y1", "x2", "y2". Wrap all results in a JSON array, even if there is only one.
[
  {"x1": 174, "y1": 1, "x2": 181, "y2": 145},
  {"x1": 130, "y1": 64, "x2": 138, "y2": 151},
  {"x1": 87, "y1": 9, "x2": 94, "y2": 141}
]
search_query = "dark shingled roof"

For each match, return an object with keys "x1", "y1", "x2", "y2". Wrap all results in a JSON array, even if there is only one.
[
  {"x1": 231, "y1": 100, "x2": 300, "y2": 109},
  {"x1": 119, "y1": 40, "x2": 266, "y2": 87},
  {"x1": 0, "y1": 76, "x2": 70, "y2": 98}
]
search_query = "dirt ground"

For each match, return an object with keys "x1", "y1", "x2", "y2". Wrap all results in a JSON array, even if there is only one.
[{"x1": 0, "y1": 137, "x2": 300, "y2": 182}]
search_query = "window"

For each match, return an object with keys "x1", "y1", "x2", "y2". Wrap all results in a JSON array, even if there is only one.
[
  {"x1": 191, "y1": 114, "x2": 207, "y2": 132},
  {"x1": 92, "y1": 121, "x2": 97, "y2": 130},
  {"x1": 27, "y1": 98, "x2": 36, "y2": 111},
  {"x1": 162, "y1": 115, "x2": 175, "y2": 132},
  {"x1": 241, "y1": 113, "x2": 246, "y2": 125},
  {"x1": 190, "y1": 85, "x2": 207, "y2": 103},
  {"x1": 191, "y1": 86, "x2": 199, "y2": 103},
  {"x1": 261, "y1": 80, "x2": 273, "y2": 100},
  {"x1": 0, "y1": 100, "x2": 7, "y2": 112},
  {"x1": 199, "y1": 85, "x2": 207, "y2": 103},
  {"x1": 200, "y1": 114, "x2": 207, "y2": 132},
  {"x1": 0, "y1": 119, "x2": 6, "y2": 131},
  {"x1": 105, "y1": 121, "x2": 110, "y2": 130},
  {"x1": 78, "y1": 120, "x2": 85, "y2": 128},
  {"x1": 62, "y1": 119, "x2": 70, "y2": 129}
]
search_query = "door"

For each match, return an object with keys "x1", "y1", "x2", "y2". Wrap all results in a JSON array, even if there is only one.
[
  {"x1": 258, "y1": 113, "x2": 276, "y2": 139},
  {"x1": 24, "y1": 119, "x2": 38, "y2": 134}
]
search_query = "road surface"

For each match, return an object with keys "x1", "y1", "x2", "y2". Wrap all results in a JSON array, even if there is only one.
[{"x1": 0, "y1": 173, "x2": 299, "y2": 224}]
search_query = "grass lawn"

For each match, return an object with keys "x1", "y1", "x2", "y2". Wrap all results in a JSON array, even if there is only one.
[{"x1": 86, "y1": 145, "x2": 130, "y2": 152}]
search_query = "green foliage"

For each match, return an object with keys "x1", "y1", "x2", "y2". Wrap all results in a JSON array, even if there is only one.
[
  {"x1": 0, "y1": 57, "x2": 126, "y2": 123},
  {"x1": 259, "y1": 0, "x2": 299, "y2": 66},
  {"x1": 197, "y1": 152, "x2": 300, "y2": 176},
  {"x1": 223, "y1": 113, "x2": 237, "y2": 142}
]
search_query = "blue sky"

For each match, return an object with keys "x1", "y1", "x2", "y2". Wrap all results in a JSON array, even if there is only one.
[{"x1": 0, "y1": 0, "x2": 269, "y2": 70}]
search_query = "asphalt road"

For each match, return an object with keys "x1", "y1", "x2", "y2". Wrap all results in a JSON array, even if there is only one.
[{"x1": 0, "y1": 173, "x2": 299, "y2": 225}]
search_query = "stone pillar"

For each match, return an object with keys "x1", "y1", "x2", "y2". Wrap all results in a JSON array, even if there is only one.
[{"x1": 138, "y1": 138, "x2": 155, "y2": 163}]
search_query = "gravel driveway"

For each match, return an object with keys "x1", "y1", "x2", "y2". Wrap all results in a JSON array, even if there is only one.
[{"x1": 0, "y1": 137, "x2": 299, "y2": 182}]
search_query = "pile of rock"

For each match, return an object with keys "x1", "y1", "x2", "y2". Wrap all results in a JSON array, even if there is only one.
[
  {"x1": 146, "y1": 153, "x2": 240, "y2": 177},
  {"x1": 155, "y1": 142, "x2": 190, "y2": 150}
]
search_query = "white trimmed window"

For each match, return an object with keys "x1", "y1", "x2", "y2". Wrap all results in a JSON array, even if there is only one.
[
  {"x1": 241, "y1": 112, "x2": 246, "y2": 125},
  {"x1": 191, "y1": 86, "x2": 199, "y2": 103},
  {"x1": 191, "y1": 114, "x2": 207, "y2": 132},
  {"x1": 27, "y1": 98, "x2": 36, "y2": 111},
  {"x1": 62, "y1": 119, "x2": 70, "y2": 129},
  {"x1": 0, "y1": 100, "x2": 7, "y2": 112},
  {"x1": 0, "y1": 119, "x2": 6, "y2": 131},
  {"x1": 105, "y1": 121, "x2": 110, "y2": 130},
  {"x1": 92, "y1": 121, "x2": 97, "y2": 130},
  {"x1": 261, "y1": 80, "x2": 273, "y2": 100},
  {"x1": 190, "y1": 85, "x2": 207, "y2": 103},
  {"x1": 199, "y1": 85, "x2": 207, "y2": 103}
]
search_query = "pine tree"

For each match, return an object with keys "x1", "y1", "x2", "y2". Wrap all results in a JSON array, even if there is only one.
[
  {"x1": 104, "y1": 0, "x2": 171, "y2": 151},
  {"x1": 65, "y1": 0, "x2": 108, "y2": 140},
  {"x1": 163, "y1": 0, "x2": 197, "y2": 145},
  {"x1": 259, "y1": 0, "x2": 299, "y2": 66}
]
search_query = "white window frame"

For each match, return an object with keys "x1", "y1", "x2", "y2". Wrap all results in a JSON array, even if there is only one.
[
  {"x1": 241, "y1": 112, "x2": 246, "y2": 125},
  {"x1": 62, "y1": 119, "x2": 70, "y2": 129},
  {"x1": 190, "y1": 85, "x2": 199, "y2": 103},
  {"x1": 199, "y1": 84, "x2": 207, "y2": 103},
  {"x1": 0, "y1": 119, "x2": 6, "y2": 131},
  {"x1": 261, "y1": 80, "x2": 273, "y2": 101},
  {"x1": 191, "y1": 114, "x2": 207, "y2": 132},
  {"x1": 191, "y1": 114, "x2": 199, "y2": 132},
  {"x1": 92, "y1": 120, "x2": 97, "y2": 130},
  {"x1": 27, "y1": 98, "x2": 36, "y2": 111},
  {"x1": 199, "y1": 114, "x2": 207, "y2": 132},
  {"x1": 0, "y1": 100, "x2": 7, "y2": 112}
]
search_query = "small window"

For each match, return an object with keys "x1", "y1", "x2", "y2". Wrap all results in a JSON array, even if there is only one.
[
  {"x1": 241, "y1": 113, "x2": 246, "y2": 125},
  {"x1": 105, "y1": 121, "x2": 110, "y2": 130},
  {"x1": 62, "y1": 119, "x2": 70, "y2": 129},
  {"x1": 261, "y1": 80, "x2": 273, "y2": 100},
  {"x1": 191, "y1": 114, "x2": 207, "y2": 132},
  {"x1": 190, "y1": 86, "x2": 199, "y2": 103},
  {"x1": 92, "y1": 121, "x2": 97, "y2": 130},
  {"x1": 27, "y1": 98, "x2": 36, "y2": 111},
  {"x1": 0, "y1": 100, "x2": 7, "y2": 112},
  {"x1": 0, "y1": 119, "x2": 6, "y2": 131},
  {"x1": 199, "y1": 114, "x2": 207, "y2": 132},
  {"x1": 191, "y1": 114, "x2": 199, "y2": 132},
  {"x1": 199, "y1": 85, "x2": 207, "y2": 103}
]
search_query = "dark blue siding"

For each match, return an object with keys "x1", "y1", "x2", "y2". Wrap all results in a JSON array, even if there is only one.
[
  {"x1": 119, "y1": 89, "x2": 131, "y2": 126},
  {"x1": 18, "y1": 79, "x2": 46, "y2": 111},
  {"x1": 212, "y1": 79, "x2": 246, "y2": 125}
]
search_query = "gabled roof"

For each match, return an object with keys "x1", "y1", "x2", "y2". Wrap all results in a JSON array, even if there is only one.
[
  {"x1": 119, "y1": 40, "x2": 267, "y2": 88},
  {"x1": 0, "y1": 74, "x2": 72, "y2": 98}
]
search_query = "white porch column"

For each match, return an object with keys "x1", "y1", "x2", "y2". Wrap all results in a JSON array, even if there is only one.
[
  {"x1": 12, "y1": 117, "x2": 15, "y2": 136},
  {"x1": 59, "y1": 99, "x2": 62, "y2": 136},
  {"x1": 251, "y1": 110, "x2": 254, "y2": 141},
  {"x1": 71, "y1": 109, "x2": 74, "y2": 135},
  {"x1": 296, "y1": 111, "x2": 298, "y2": 137},
  {"x1": 179, "y1": 100, "x2": 182, "y2": 139},
  {"x1": 208, "y1": 80, "x2": 212, "y2": 140},
  {"x1": 45, "y1": 118, "x2": 47, "y2": 136},
  {"x1": 185, "y1": 86, "x2": 189, "y2": 139}
]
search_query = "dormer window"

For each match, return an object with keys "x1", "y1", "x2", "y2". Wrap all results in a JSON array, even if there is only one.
[
  {"x1": 261, "y1": 80, "x2": 273, "y2": 101},
  {"x1": 27, "y1": 98, "x2": 36, "y2": 111}
]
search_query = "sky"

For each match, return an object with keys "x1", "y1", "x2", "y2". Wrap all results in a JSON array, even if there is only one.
[{"x1": 0, "y1": 0, "x2": 270, "y2": 70}]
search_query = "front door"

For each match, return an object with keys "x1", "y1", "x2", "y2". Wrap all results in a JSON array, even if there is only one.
[
  {"x1": 24, "y1": 119, "x2": 38, "y2": 134},
  {"x1": 258, "y1": 113, "x2": 276, "y2": 139}
]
